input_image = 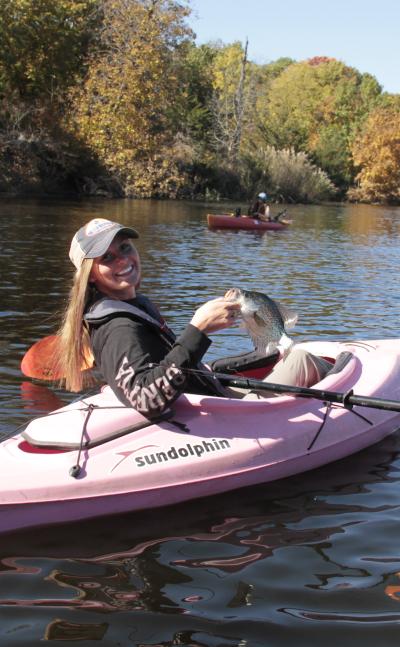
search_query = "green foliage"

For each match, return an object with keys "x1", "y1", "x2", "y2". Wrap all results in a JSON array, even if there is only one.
[
  {"x1": 0, "y1": 0, "x2": 100, "y2": 100},
  {"x1": 173, "y1": 43, "x2": 216, "y2": 145},
  {"x1": 69, "y1": 0, "x2": 193, "y2": 196},
  {"x1": 312, "y1": 125, "x2": 353, "y2": 189},
  {"x1": 261, "y1": 57, "x2": 294, "y2": 80},
  {"x1": 253, "y1": 57, "x2": 294, "y2": 123}
]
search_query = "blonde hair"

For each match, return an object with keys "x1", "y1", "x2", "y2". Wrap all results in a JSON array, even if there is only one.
[{"x1": 56, "y1": 259, "x2": 97, "y2": 392}]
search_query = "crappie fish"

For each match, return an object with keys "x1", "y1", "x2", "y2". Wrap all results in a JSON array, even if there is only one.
[{"x1": 226, "y1": 288, "x2": 298, "y2": 357}]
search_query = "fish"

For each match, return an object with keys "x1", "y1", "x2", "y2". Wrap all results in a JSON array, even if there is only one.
[{"x1": 226, "y1": 288, "x2": 298, "y2": 357}]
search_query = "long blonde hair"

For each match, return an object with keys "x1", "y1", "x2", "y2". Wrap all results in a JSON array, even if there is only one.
[{"x1": 57, "y1": 259, "x2": 97, "y2": 392}]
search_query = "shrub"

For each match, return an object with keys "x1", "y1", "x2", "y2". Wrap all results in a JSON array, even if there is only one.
[{"x1": 246, "y1": 146, "x2": 337, "y2": 202}]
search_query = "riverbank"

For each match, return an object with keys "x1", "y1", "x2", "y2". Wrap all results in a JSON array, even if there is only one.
[
  {"x1": 0, "y1": 136, "x2": 124, "y2": 198},
  {"x1": 0, "y1": 136, "x2": 395, "y2": 205}
]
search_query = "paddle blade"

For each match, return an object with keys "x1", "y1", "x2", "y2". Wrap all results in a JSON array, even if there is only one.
[{"x1": 21, "y1": 335, "x2": 63, "y2": 381}]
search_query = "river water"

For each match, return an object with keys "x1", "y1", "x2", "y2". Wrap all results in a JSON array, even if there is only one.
[{"x1": 1, "y1": 198, "x2": 400, "y2": 645}]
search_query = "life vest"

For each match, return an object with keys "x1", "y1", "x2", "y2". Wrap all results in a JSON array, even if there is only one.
[
  {"x1": 84, "y1": 296, "x2": 228, "y2": 397},
  {"x1": 85, "y1": 295, "x2": 175, "y2": 342}
]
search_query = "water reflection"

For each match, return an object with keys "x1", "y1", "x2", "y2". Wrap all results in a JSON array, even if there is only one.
[{"x1": 19, "y1": 381, "x2": 63, "y2": 413}]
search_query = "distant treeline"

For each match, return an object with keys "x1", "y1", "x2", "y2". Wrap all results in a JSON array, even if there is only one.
[{"x1": 1, "y1": 0, "x2": 399, "y2": 203}]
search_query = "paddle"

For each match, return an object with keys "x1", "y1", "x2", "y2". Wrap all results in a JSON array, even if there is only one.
[
  {"x1": 214, "y1": 371, "x2": 400, "y2": 412},
  {"x1": 273, "y1": 208, "x2": 288, "y2": 222},
  {"x1": 20, "y1": 335, "x2": 92, "y2": 381},
  {"x1": 21, "y1": 335, "x2": 63, "y2": 381},
  {"x1": 21, "y1": 337, "x2": 400, "y2": 413}
]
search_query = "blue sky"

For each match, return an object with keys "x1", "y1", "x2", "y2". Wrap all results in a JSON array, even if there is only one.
[{"x1": 189, "y1": 0, "x2": 399, "y2": 94}]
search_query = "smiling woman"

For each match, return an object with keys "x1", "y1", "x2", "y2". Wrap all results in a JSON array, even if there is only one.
[{"x1": 56, "y1": 217, "x2": 242, "y2": 416}]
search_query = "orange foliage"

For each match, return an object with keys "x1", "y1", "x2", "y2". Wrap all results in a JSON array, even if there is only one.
[
  {"x1": 350, "y1": 104, "x2": 400, "y2": 203},
  {"x1": 307, "y1": 56, "x2": 337, "y2": 66}
]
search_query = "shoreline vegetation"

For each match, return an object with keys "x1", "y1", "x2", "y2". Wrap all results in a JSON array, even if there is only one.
[{"x1": 1, "y1": 1, "x2": 399, "y2": 205}]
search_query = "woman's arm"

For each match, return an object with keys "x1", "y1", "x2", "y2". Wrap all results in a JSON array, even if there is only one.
[
  {"x1": 92, "y1": 298, "x2": 240, "y2": 418},
  {"x1": 92, "y1": 317, "x2": 209, "y2": 417}
]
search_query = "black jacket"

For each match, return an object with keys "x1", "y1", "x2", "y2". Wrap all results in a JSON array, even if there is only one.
[{"x1": 86, "y1": 293, "x2": 226, "y2": 418}]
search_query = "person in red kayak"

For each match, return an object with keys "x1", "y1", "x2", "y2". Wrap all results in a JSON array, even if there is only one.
[
  {"x1": 249, "y1": 192, "x2": 271, "y2": 220},
  {"x1": 56, "y1": 218, "x2": 331, "y2": 417}
]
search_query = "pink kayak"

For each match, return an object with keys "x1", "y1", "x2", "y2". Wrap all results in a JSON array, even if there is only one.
[
  {"x1": 1, "y1": 339, "x2": 400, "y2": 535},
  {"x1": 207, "y1": 213, "x2": 291, "y2": 230}
]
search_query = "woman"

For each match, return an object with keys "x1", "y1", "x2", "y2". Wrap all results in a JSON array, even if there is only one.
[
  {"x1": 58, "y1": 218, "x2": 331, "y2": 418},
  {"x1": 58, "y1": 218, "x2": 242, "y2": 418}
]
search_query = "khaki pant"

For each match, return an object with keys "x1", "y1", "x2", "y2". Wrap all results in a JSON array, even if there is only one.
[{"x1": 226, "y1": 349, "x2": 332, "y2": 400}]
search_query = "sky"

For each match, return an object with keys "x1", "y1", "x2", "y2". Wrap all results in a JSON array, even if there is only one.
[{"x1": 188, "y1": 0, "x2": 399, "y2": 94}]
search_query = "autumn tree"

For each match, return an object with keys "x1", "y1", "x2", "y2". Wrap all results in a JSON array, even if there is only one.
[
  {"x1": 209, "y1": 40, "x2": 256, "y2": 168},
  {"x1": 248, "y1": 57, "x2": 293, "y2": 144},
  {"x1": 350, "y1": 99, "x2": 400, "y2": 203},
  {"x1": 0, "y1": 0, "x2": 99, "y2": 102},
  {"x1": 260, "y1": 58, "x2": 382, "y2": 189},
  {"x1": 70, "y1": 0, "x2": 193, "y2": 196},
  {"x1": 0, "y1": 0, "x2": 101, "y2": 194}
]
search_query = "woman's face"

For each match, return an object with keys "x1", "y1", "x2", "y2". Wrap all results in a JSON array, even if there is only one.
[{"x1": 90, "y1": 234, "x2": 141, "y2": 300}]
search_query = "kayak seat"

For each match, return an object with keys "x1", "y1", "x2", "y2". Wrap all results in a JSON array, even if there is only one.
[
  {"x1": 21, "y1": 409, "x2": 173, "y2": 451},
  {"x1": 210, "y1": 350, "x2": 280, "y2": 379},
  {"x1": 324, "y1": 351, "x2": 354, "y2": 376},
  {"x1": 210, "y1": 350, "x2": 354, "y2": 382}
]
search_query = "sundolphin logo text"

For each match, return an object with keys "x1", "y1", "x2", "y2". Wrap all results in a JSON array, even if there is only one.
[{"x1": 135, "y1": 438, "x2": 231, "y2": 467}]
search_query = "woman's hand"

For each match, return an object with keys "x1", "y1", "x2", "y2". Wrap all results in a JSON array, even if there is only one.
[{"x1": 190, "y1": 297, "x2": 241, "y2": 334}]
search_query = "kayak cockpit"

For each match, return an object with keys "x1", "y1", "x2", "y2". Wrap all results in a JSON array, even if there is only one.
[{"x1": 20, "y1": 348, "x2": 353, "y2": 452}]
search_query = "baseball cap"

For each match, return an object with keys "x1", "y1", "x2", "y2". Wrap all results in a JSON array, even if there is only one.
[
  {"x1": 258, "y1": 192, "x2": 267, "y2": 200},
  {"x1": 69, "y1": 218, "x2": 139, "y2": 270}
]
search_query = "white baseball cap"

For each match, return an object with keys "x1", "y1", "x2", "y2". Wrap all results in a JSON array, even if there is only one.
[{"x1": 69, "y1": 218, "x2": 139, "y2": 269}]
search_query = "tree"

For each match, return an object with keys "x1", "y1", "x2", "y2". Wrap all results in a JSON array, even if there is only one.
[
  {"x1": 70, "y1": 0, "x2": 193, "y2": 196},
  {"x1": 260, "y1": 58, "x2": 382, "y2": 189},
  {"x1": 209, "y1": 40, "x2": 255, "y2": 167},
  {"x1": 0, "y1": 0, "x2": 99, "y2": 101},
  {"x1": 250, "y1": 57, "x2": 294, "y2": 143},
  {"x1": 174, "y1": 42, "x2": 216, "y2": 146},
  {"x1": 350, "y1": 99, "x2": 400, "y2": 203}
]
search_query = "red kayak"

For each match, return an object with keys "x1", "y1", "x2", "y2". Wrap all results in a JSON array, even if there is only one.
[{"x1": 207, "y1": 213, "x2": 291, "y2": 231}]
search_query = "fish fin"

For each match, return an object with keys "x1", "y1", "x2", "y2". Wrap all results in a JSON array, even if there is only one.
[
  {"x1": 250, "y1": 334, "x2": 278, "y2": 357},
  {"x1": 243, "y1": 312, "x2": 266, "y2": 338},
  {"x1": 253, "y1": 312, "x2": 267, "y2": 327},
  {"x1": 264, "y1": 342, "x2": 278, "y2": 356},
  {"x1": 277, "y1": 334, "x2": 294, "y2": 358},
  {"x1": 274, "y1": 301, "x2": 298, "y2": 329}
]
